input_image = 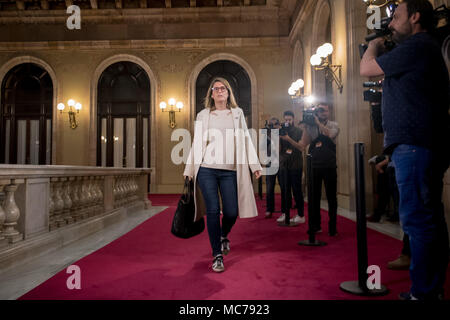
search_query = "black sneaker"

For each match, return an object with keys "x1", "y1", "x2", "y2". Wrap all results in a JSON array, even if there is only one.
[
  {"x1": 212, "y1": 255, "x2": 224, "y2": 273},
  {"x1": 221, "y1": 238, "x2": 230, "y2": 255}
]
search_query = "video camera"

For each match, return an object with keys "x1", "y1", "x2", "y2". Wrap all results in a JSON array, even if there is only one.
[
  {"x1": 302, "y1": 107, "x2": 324, "y2": 127},
  {"x1": 359, "y1": 17, "x2": 396, "y2": 58},
  {"x1": 362, "y1": 81, "x2": 383, "y2": 133},
  {"x1": 359, "y1": 2, "x2": 397, "y2": 58},
  {"x1": 363, "y1": 80, "x2": 383, "y2": 103}
]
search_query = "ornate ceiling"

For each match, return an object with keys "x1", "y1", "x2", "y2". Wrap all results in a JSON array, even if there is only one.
[
  {"x1": 0, "y1": 0, "x2": 276, "y2": 11},
  {"x1": 0, "y1": 0, "x2": 304, "y2": 41}
]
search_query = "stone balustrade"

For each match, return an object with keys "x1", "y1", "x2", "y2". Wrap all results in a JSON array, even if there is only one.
[{"x1": 0, "y1": 165, "x2": 152, "y2": 253}]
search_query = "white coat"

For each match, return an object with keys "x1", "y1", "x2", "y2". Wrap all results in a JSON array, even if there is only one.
[{"x1": 183, "y1": 107, "x2": 262, "y2": 222}]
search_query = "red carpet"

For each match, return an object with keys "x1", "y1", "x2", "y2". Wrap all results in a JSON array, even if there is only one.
[{"x1": 19, "y1": 194, "x2": 450, "y2": 300}]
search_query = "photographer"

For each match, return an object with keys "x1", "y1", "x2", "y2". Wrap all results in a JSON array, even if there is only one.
[
  {"x1": 297, "y1": 103, "x2": 340, "y2": 236},
  {"x1": 263, "y1": 117, "x2": 281, "y2": 219},
  {"x1": 360, "y1": 0, "x2": 449, "y2": 300},
  {"x1": 277, "y1": 111, "x2": 305, "y2": 225}
]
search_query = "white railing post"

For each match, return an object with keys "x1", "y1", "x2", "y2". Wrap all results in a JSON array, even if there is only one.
[
  {"x1": 2, "y1": 179, "x2": 24, "y2": 243},
  {"x1": 0, "y1": 179, "x2": 10, "y2": 247}
]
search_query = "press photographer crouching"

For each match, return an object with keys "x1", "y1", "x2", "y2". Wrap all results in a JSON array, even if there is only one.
[
  {"x1": 297, "y1": 103, "x2": 340, "y2": 236},
  {"x1": 277, "y1": 111, "x2": 305, "y2": 225},
  {"x1": 360, "y1": 0, "x2": 449, "y2": 300}
]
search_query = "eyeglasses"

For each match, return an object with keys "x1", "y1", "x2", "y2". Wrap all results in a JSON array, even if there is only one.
[{"x1": 212, "y1": 86, "x2": 227, "y2": 92}]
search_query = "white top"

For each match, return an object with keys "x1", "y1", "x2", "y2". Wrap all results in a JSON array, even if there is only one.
[{"x1": 201, "y1": 109, "x2": 236, "y2": 171}]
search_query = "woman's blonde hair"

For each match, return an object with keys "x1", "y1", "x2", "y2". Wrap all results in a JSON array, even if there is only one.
[{"x1": 203, "y1": 77, "x2": 238, "y2": 110}]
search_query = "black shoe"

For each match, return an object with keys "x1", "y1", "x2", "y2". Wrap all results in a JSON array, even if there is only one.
[
  {"x1": 212, "y1": 255, "x2": 224, "y2": 273},
  {"x1": 398, "y1": 292, "x2": 418, "y2": 300},
  {"x1": 221, "y1": 238, "x2": 230, "y2": 255},
  {"x1": 328, "y1": 231, "x2": 338, "y2": 237}
]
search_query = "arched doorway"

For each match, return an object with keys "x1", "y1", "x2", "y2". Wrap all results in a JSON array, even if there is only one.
[
  {"x1": 96, "y1": 61, "x2": 151, "y2": 168},
  {"x1": 195, "y1": 60, "x2": 252, "y2": 127},
  {"x1": 0, "y1": 63, "x2": 53, "y2": 164}
]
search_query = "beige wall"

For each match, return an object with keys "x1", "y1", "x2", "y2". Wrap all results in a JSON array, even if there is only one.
[
  {"x1": 289, "y1": 0, "x2": 373, "y2": 211},
  {"x1": 0, "y1": 0, "x2": 448, "y2": 229},
  {"x1": 289, "y1": 0, "x2": 449, "y2": 220},
  {"x1": 0, "y1": 40, "x2": 293, "y2": 194}
]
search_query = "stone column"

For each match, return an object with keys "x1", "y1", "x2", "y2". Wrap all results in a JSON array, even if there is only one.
[
  {"x1": 87, "y1": 176, "x2": 95, "y2": 217},
  {"x1": 113, "y1": 176, "x2": 119, "y2": 208},
  {"x1": 0, "y1": 179, "x2": 10, "y2": 247},
  {"x1": 2, "y1": 179, "x2": 24, "y2": 243},
  {"x1": 52, "y1": 178, "x2": 66, "y2": 228},
  {"x1": 103, "y1": 175, "x2": 114, "y2": 212},
  {"x1": 62, "y1": 177, "x2": 74, "y2": 224},
  {"x1": 97, "y1": 176, "x2": 105, "y2": 214},
  {"x1": 84, "y1": 176, "x2": 92, "y2": 216},
  {"x1": 70, "y1": 176, "x2": 80, "y2": 221},
  {"x1": 48, "y1": 179, "x2": 56, "y2": 231},
  {"x1": 138, "y1": 173, "x2": 151, "y2": 209},
  {"x1": 77, "y1": 176, "x2": 88, "y2": 220}
]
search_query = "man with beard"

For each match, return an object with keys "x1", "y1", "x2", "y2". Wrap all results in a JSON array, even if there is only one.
[{"x1": 360, "y1": 0, "x2": 449, "y2": 300}]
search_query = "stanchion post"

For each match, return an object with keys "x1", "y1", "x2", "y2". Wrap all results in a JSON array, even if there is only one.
[{"x1": 339, "y1": 143, "x2": 388, "y2": 296}]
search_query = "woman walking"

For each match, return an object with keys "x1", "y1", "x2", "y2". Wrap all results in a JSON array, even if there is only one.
[{"x1": 184, "y1": 77, "x2": 262, "y2": 272}]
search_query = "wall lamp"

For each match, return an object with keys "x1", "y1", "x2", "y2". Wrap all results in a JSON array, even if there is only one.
[
  {"x1": 57, "y1": 99, "x2": 82, "y2": 129},
  {"x1": 160, "y1": 98, "x2": 183, "y2": 129},
  {"x1": 363, "y1": 0, "x2": 396, "y2": 12},
  {"x1": 310, "y1": 43, "x2": 343, "y2": 94},
  {"x1": 288, "y1": 79, "x2": 315, "y2": 105}
]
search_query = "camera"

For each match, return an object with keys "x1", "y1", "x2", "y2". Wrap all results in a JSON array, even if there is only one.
[
  {"x1": 365, "y1": 16, "x2": 393, "y2": 42},
  {"x1": 363, "y1": 89, "x2": 382, "y2": 103},
  {"x1": 363, "y1": 80, "x2": 383, "y2": 88},
  {"x1": 279, "y1": 122, "x2": 290, "y2": 136},
  {"x1": 363, "y1": 79, "x2": 383, "y2": 103},
  {"x1": 302, "y1": 107, "x2": 323, "y2": 127}
]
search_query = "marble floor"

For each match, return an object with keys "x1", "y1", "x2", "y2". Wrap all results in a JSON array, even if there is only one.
[{"x1": 0, "y1": 202, "x2": 402, "y2": 300}]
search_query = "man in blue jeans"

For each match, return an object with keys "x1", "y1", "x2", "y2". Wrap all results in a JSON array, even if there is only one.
[{"x1": 360, "y1": 0, "x2": 449, "y2": 300}]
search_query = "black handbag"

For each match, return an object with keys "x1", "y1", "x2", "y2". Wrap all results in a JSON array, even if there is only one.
[{"x1": 171, "y1": 178, "x2": 205, "y2": 239}]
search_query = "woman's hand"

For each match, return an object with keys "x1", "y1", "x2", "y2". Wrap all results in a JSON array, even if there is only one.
[
  {"x1": 254, "y1": 170, "x2": 262, "y2": 179},
  {"x1": 184, "y1": 175, "x2": 193, "y2": 181}
]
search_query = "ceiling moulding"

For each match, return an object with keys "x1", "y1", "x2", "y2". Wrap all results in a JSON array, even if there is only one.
[
  {"x1": 0, "y1": 37, "x2": 290, "y2": 51},
  {"x1": 0, "y1": 5, "x2": 290, "y2": 24}
]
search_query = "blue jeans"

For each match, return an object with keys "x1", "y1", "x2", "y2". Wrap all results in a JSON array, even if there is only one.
[
  {"x1": 197, "y1": 167, "x2": 238, "y2": 257},
  {"x1": 392, "y1": 144, "x2": 449, "y2": 299}
]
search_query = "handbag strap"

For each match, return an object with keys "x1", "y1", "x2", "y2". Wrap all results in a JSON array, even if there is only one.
[{"x1": 183, "y1": 177, "x2": 193, "y2": 202}]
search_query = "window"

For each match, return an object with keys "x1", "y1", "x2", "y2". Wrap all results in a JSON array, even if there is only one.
[
  {"x1": 1, "y1": 63, "x2": 53, "y2": 164},
  {"x1": 97, "y1": 62, "x2": 151, "y2": 168}
]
